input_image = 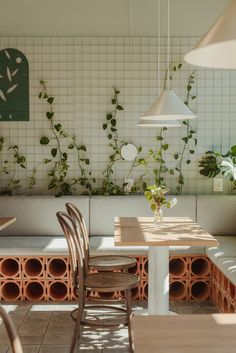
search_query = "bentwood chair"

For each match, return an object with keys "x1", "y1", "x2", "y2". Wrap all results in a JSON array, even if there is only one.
[
  {"x1": 57, "y1": 212, "x2": 140, "y2": 353},
  {"x1": 0, "y1": 306, "x2": 23, "y2": 353},
  {"x1": 65, "y1": 202, "x2": 137, "y2": 272}
]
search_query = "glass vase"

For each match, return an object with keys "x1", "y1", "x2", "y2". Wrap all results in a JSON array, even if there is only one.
[{"x1": 153, "y1": 206, "x2": 164, "y2": 226}]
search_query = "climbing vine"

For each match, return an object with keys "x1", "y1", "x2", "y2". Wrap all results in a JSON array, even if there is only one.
[
  {"x1": 173, "y1": 71, "x2": 197, "y2": 194},
  {"x1": 39, "y1": 80, "x2": 93, "y2": 196}
]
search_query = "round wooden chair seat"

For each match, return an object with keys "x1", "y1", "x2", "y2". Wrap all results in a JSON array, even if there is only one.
[
  {"x1": 84, "y1": 272, "x2": 140, "y2": 292},
  {"x1": 89, "y1": 255, "x2": 136, "y2": 270}
]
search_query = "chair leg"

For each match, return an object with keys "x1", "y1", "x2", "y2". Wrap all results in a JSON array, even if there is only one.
[
  {"x1": 69, "y1": 291, "x2": 85, "y2": 353},
  {"x1": 125, "y1": 289, "x2": 134, "y2": 353}
]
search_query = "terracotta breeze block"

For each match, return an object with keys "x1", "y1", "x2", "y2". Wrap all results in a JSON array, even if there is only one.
[
  {"x1": 169, "y1": 256, "x2": 188, "y2": 279},
  {"x1": 169, "y1": 280, "x2": 189, "y2": 301},
  {"x1": 0, "y1": 280, "x2": 22, "y2": 301},
  {"x1": 0, "y1": 257, "x2": 21, "y2": 279},
  {"x1": 47, "y1": 280, "x2": 70, "y2": 301},
  {"x1": 46, "y1": 257, "x2": 69, "y2": 279},
  {"x1": 190, "y1": 279, "x2": 211, "y2": 301},
  {"x1": 190, "y1": 256, "x2": 211, "y2": 278},
  {"x1": 23, "y1": 280, "x2": 46, "y2": 301},
  {"x1": 22, "y1": 257, "x2": 45, "y2": 278}
]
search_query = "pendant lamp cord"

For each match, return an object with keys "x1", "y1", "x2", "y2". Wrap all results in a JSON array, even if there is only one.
[
  {"x1": 129, "y1": 0, "x2": 133, "y2": 134},
  {"x1": 167, "y1": 0, "x2": 170, "y2": 90},
  {"x1": 157, "y1": 0, "x2": 160, "y2": 95}
]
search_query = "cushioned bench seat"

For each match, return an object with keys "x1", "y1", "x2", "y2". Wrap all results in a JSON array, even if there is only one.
[
  {"x1": 214, "y1": 257, "x2": 236, "y2": 286},
  {"x1": 0, "y1": 236, "x2": 69, "y2": 256},
  {"x1": 206, "y1": 236, "x2": 236, "y2": 286},
  {"x1": 206, "y1": 236, "x2": 236, "y2": 261},
  {"x1": 0, "y1": 235, "x2": 206, "y2": 256}
]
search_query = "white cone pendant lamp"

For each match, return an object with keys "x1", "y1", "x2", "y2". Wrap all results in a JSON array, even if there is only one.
[
  {"x1": 139, "y1": 0, "x2": 196, "y2": 127},
  {"x1": 137, "y1": 118, "x2": 180, "y2": 127},
  {"x1": 185, "y1": 0, "x2": 236, "y2": 69},
  {"x1": 141, "y1": 90, "x2": 195, "y2": 121}
]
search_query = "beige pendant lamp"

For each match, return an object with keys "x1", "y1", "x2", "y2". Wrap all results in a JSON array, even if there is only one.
[
  {"x1": 139, "y1": 0, "x2": 195, "y2": 127},
  {"x1": 185, "y1": 0, "x2": 236, "y2": 69}
]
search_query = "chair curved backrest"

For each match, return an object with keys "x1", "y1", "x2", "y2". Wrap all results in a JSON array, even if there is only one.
[
  {"x1": 57, "y1": 212, "x2": 85, "y2": 289},
  {"x1": 66, "y1": 203, "x2": 90, "y2": 269},
  {"x1": 0, "y1": 306, "x2": 23, "y2": 353}
]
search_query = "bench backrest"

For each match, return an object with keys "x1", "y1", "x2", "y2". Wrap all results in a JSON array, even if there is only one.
[
  {"x1": 0, "y1": 196, "x2": 89, "y2": 236},
  {"x1": 89, "y1": 195, "x2": 197, "y2": 236}
]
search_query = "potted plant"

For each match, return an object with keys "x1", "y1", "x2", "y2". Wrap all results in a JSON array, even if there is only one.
[
  {"x1": 145, "y1": 185, "x2": 177, "y2": 226},
  {"x1": 199, "y1": 145, "x2": 236, "y2": 189}
]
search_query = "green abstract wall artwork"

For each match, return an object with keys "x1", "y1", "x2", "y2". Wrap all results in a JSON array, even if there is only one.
[{"x1": 0, "y1": 48, "x2": 29, "y2": 121}]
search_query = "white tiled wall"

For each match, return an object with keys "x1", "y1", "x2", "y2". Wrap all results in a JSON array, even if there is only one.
[{"x1": 0, "y1": 36, "x2": 235, "y2": 195}]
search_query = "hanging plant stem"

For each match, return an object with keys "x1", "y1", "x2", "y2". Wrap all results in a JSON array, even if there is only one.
[
  {"x1": 101, "y1": 86, "x2": 125, "y2": 195},
  {"x1": 174, "y1": 71, "x2": 197, "y2": 194}
]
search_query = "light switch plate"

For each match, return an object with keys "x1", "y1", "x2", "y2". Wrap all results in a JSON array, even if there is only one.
[{"x1": 213, "y1": 178, "x2": 223, "y2": 192}]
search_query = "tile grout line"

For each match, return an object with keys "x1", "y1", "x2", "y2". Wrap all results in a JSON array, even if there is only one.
[{"x1": 37, "y1": 304, "x2": 54, "y2": 352}]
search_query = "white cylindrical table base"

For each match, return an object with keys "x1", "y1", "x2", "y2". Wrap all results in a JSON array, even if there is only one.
[{"x1": 148, "y1": 246, "x2": 169, "y2": 315}]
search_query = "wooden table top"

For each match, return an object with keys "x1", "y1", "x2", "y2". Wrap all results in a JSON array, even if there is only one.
[
  {"x1": 132, "y1": 314, "x2": 236, "y2": 353},
  {"x1": 114, "y1": 217, "x2": 219, "y2": 247},
  {"x1": 0, "y1": 217, "x2": 16, "y2": 231}
]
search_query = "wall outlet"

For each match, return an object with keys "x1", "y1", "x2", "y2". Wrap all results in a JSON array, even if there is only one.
[{"x1": 213, "y1": 178, "x2": 223, "y2": 192}]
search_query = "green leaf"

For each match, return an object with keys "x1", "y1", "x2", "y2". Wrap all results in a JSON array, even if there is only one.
[
  {"x1": 174, "y1": 154, "x2": 179, "y2": 160},
  {"x1": 151, "y1": 203, "x2": 157, "y2": 211},
  {"x1": 194, "y1": 138, "x2": 197, "y2": 146},
  {"x1": 231, "y1": 145, "x2": 236, "y2": 155},
  {"x1": 111, "y1": 119, "x2": 116, "y2": 127},
  {"x1": 111, "y1": 127, "x2": 117, "y2": 132},
  {"x1": 186, "y1": 159, "x2": 191, "y2": 164},
  {"x1": 40, "y1": 136, "x2": 49, "y2": 145},
  {"x1": 85, "y1": 159, "x2": 90, "y2": 165},
  {"x1": 169, "y1": 169, "x2": 174, "y2": 175},
  {"x1": 162, "y1": 144, "x2": 169, "y2": 151},
  {"x1": 51, "y1": 148, "x2": 57, "y2": 158},
  {"x1": 111, "y1": 98, "x2": 117, "y2": 104},
  {"x1": 182, "y1": 137, "x2": 188, "y2": 144},
  {"x1": 80, "y1": 145, "x2": 87, "y2": 152},
  {"x1": 162, "y1": 127, "x2": 168, "y2": 131},
  {"x1": 187, "y1": 85, "x2": 192, "y2": 92},
  {"x1": 103, "y1": 123, "x2": 107, "y2": 130},
  {"x1": 54, "y1": 123, "x2": 61, "y2": 132},
  {"x1": 138, "y1": 146, "x2": 142, "y2": 153},
  {"x1": 106, "y1": 113, "x2": 112, "y2": 120},
  {"x1": 192, "y1": 95, "x2": 197, "y2": 100},
  {"x1": 43, "y1": 158, "x2": 51, "y2": 164},
  {"x1": 63, "y1": 152, "x2": 67, "y2": 160},
  {"x1": 108, "y1": 134, "x2": 112, "y2": 140},
  {"x1": 178, "y1": 63, "x2": 182, "y2": 69},
  {"x1": 68, "y1": 144, "x2": 74, "y2": 149},
  {"x1": 116, "y1": 105, "x2": 124, "y2": 110},
  {"x1": 190, "y1": 149, "x2": 195, "y2": 154},
  {"x1": 46, "y1": 112, "x2": 54, "y2": 120},
  {"x1": 182, "y1": 120, "x2": 188, "y2": 125},
  {"x1": 156, "y1": 136, "x2": 164, "y2": 141},
  {"x1": 47, "y1": 97, "x2": 54, "y2": 104}
]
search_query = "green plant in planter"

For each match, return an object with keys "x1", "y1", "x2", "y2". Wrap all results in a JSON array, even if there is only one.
[
  {"x1": 199, "y1": 145, "x2": 236, "y2": 188},
  {"x1": 0, "y1": 137, "x2": 26, "y2": 195},
  {"x1": 39, "y1": 80, "x2": 93, "y2": 196},
  {"x1": 172, "y1": 71, "x2": 197, "y2": 194}
]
